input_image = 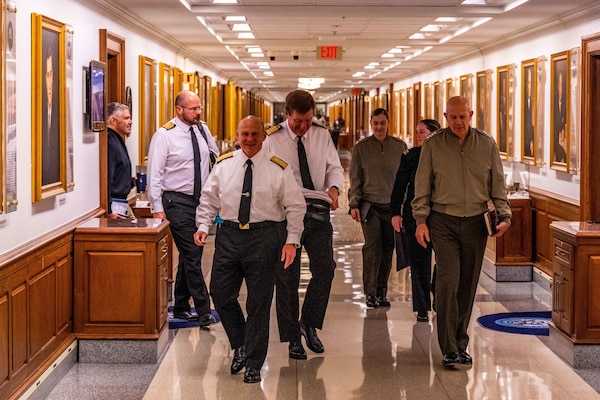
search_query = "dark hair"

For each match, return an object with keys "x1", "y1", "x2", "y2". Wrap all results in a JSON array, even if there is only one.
[
  {"x1": 371, "y1": 108, "x2": 389, "y2": 119},
  {"x1": 419, "y1": 118, "x2": 441, "y2": 133},
  {"x1": 285, "y1": 90, "x2": 315, "y2": 115}
]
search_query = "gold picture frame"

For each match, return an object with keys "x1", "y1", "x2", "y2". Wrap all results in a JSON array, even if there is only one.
[
  {"x1": 460, "y1": 73, "x2": 473, "y2": 106},
  {"x1": 434, "y1": 80, "x2": 443, "y2": 126},
  {"x1": 521, "y1": 58, "x2": 537, "y2": 163},
  {"x1": 550, "y1": 51, "x2": 570, "y2": 172},
  {"x1": 476, "y1": 69, "x2": 492, "y2": 133},
  {"x1": 496, "y1": 65, "x2": 511, "y2": 158},
  {"x1": 138, "y1": 55, "x2": 156, "y2": 164},
  {"x1": 406, "y1": 86, "x2": 414, "y2": 139},
  {"x1": 397, "y1": 89, "x2": 405, "y2": 138},
  {"x1": 31, "y1": 13, "x2": 68, "y2": 202},
  {"x1": 424, "y1": 83, "x2": 433, "y2": 119},
  {"x1": 158, "y1": 62, "x2": 174, "y2": 125}
]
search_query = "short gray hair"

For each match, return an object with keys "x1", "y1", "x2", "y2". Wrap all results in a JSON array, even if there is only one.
[{"x1": 107, "y1": 102, "x2": 129, "y2": 118}]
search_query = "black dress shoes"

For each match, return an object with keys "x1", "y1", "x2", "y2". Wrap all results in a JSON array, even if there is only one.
[
  {"x1": 230, "y1": 346, "x2": 246, "y2": 374},
  {"x1": 173, "y1": 310, "x2": 199, "y2": 321},
  {"x1": 300, "y1": 320, "x2": 324, "y2": 353},
  {"x1": 243, "y1": 367, "x2": 261, "y2": 383},
  {"x1": 442, "y1": 352, "x2": 460, "y2": 367},
  {"x1": 289, "y1": 339, "x2": 307, "y2": 360},
  {"x1": 366, "y1": 296, "x2": 378, "y2": 308},
  {"x1": 458, "y1": 350, "x2": 473, "y2": 365},
  {"x1": 198, "y1": 313, "x2": 217, "y2": 328},
  {"x1": 416, "y1": 311, "x2": 429, "y2": 322},
  {"x1": 376, "y1": 296, "x2": 391, "y2": 307}
]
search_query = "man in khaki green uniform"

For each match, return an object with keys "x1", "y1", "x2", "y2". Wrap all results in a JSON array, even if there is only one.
[{"x1": 412, "y1": 96, "x2": 511, "y2": 368}]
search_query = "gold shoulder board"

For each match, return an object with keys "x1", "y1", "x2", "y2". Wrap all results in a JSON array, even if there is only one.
[
  {"x1": 162, "y1": 121, "x2": 176, "y2": 130},
  {"x1": 270, "y1": 155, "x2": 288, "y2": 169},
  {"x1": 199, "y1": 120, "x2": 208, "y2": 125},
  {"x1": 266, "y1": 124, "x2": 283, "y2": 136},
  {"x1": 216, "y1": 152, "x2": 234, "y2": 163},
  {"x1": 403, "y1": 148, "x2": 410, "y2": 155}
]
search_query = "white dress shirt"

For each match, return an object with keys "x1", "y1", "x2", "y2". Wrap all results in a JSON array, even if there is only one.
[
  {"x1": 263, "y1": 121, "x2": 344, "y2": 199},
  {"x1": 196, "y1": 148, "x2": 306, "y2": 245},
  {"x1": 147, "y1": 117, "x2": 219, "y2": 213}
]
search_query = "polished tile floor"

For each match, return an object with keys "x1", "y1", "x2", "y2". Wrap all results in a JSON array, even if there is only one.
[{"x1": 46, "y1": 151, "x2": 600, "y2": 399}]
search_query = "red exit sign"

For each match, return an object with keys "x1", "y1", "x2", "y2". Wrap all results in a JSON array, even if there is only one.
[{"x1": 316, "y1": 46, "x2": 343, "y2": 60}]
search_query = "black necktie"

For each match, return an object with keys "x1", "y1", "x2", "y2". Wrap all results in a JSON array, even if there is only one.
[
  {"x1": 238, "y1": 159, "x2": 253, "y2": 226},
  {"x1": 297, "y1": 136, "x2": 315, "y2": 190},
  {"x1": 190, "y1": 127, "x2": 202, "y2": 200}
]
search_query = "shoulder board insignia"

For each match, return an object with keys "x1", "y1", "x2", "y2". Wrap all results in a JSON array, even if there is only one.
[
  {"x1": 270, "y1": 155, "x2": 288, "y2": 169},
  {"x1": 472, "y1": 127, "x2": 493, "y2": 138},
  {"x1": 215, "y1": 152, "x2": 234, "y2": 163},
  {"x1": 312, "y1": 121, "x2": 328, "y2": 129},
  {"x1": 162, "y1": 121, "x2": 176, "y2": 130},
  {"x1": 199, "y1": 120, "x2": 208, "y2": 125},
  {"x1": 266, "y1": 124, "x2": 283, "y2": 136},
  {"x1": 403, "y1": 148, "x2": 410, "y2": 155}
]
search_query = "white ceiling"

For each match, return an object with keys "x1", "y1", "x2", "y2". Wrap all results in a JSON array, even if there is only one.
[{"x1": 88, "y1": 0, "x2": 600, "y2": 103}]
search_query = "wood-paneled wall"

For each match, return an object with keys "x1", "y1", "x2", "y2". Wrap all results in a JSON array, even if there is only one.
[{"x1": 0, "y1": 211, "x2": 100, "y2": 400}]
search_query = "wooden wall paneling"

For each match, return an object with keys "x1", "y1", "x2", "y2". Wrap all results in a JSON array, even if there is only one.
[
  {"x1": 56, "y1": 254, "x2": 72, "y2": 335},
  {"x1": 29, "y1": 267, "x2": 57, "y2": 360},
  {"x1": 10, "y1": 283, "x2": 27, "y2": 377},
  {"x1": 0, "y1": 292, "x2": 8, "y2": 387}
]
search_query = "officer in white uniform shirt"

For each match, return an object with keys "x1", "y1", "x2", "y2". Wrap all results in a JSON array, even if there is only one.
[
  {"x1": 147, "y1": 90, "x2": 219, "y2": 327},
  {"x1": 194, "y1": 115, "x2": 305, "y2": 384},
  {"x1": 263, "y1": 89, "x2": 344, "y2": 360}
]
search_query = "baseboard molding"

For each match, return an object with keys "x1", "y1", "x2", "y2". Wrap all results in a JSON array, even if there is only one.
[{"x1": 18, "y1": 341, "x2": 78, "y2": 400}]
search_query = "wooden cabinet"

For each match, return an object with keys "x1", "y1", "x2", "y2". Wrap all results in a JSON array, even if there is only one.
[
  {"x1": 550, "y1": 221, "x2": 600, "y2": 343},
  {"x1": 74, "y1": 218, "x2": 170, "y2": 339},
  {"x1": 552, "y1": 237, "x2": 573, "y2": 334},
  {"x1": 485, "y1": 197, "x2": 532, "y2": 269}
]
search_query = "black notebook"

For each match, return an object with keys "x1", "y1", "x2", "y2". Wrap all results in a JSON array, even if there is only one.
[{"x1": 484, "y1": 209, "x2": 499, "y2": 236}]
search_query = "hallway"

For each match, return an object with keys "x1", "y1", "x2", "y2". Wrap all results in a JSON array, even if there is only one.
[{"x1": 45, "y1": 151, "x2": 600, "y2": 400}]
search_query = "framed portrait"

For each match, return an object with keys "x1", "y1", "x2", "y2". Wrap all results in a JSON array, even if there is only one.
[
  {"x1": 406, "y1": 87, "x2": 413, "y2": 138},
  {"x1": 434, "y1": 80, "x2": 443, "y2": 126},
  {"x1": 138, "y1": 55, "x2": 156, "y2": 164},
  {"x1": 158, "y1": 62, "x2": 174, "y2": 124},
  {"x1": 445, "y1": 77, "x2": 455, "y2": 101},
  {"x1": 550, "y1": 51, "x2": 570, "y2": 171},
  {"x1": 476, "y1": 71, "x2": 486, "y2": 130},
  {"x1": 496, "y1": 65, "x2": 510, "y2": 157},
  {"x1": 424, "y1": 83, "x2": 433, "y2": 119},
  {"x1": 398, "y1": 89, "x2": 405, "y2": 138},
  {"x1": 3, "y1": 3, "x2": 18, "y2": 212},
  {"x1": 521, "y1": 58, "x2": 537, "y2": 163},
  {"x1": 31, "y1": 14, "x2": 68, "y2": 202},
  {"x1": 460, "y1": 73, "x2": 473, "y2": 105}
]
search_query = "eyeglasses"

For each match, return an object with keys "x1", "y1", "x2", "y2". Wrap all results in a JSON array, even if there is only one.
[{"x1": 178, "y1": 105, "x2": 203, "y2": 112}]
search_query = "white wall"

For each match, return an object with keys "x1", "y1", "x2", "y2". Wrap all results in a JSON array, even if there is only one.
[
  {"x1": 0, "y1": 0, "x2": 228, "y2": 255},
  {"x1": 381, "y1": 15, "x2": 600, "y2": 202}
]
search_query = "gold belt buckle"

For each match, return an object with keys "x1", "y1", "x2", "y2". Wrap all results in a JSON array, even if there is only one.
[{"x1": 239, "y1": 223, "x2": 250, "y2": 230}]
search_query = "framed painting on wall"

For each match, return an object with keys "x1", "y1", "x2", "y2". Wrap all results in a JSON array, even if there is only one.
[
  {"x1": 424, "y1": 83, "x2": 433, "y2": 119},
  {"x1": 31, "y1": 13, "x2": 68, "y2": 201},
  {"x1": 158, "y1": 62, "x2": 173, "y2": 125},
  {"x1": 521, "y1": 58, "x2": 537, "y2": 163},
  {"x1": 138, "y1": 55, "x2": 156, "y2": 164},
  {"x1": 550, "y1": 51, "x2": 570, "y2": 172},
  {"x1": 434, "y1": 80, "x2": 443, "y2": 126},
  {"x1": 496, "y1": 65, "x2": 510, "y2": 158}
]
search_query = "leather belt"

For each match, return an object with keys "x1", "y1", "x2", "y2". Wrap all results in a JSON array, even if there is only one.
[{"x1": 221, "y1": 220, "x2": 278, "y2": 230}]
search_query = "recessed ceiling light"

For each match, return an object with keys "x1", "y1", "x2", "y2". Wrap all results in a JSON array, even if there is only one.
[
  {"x1": 421, "y1": 24, "x2": 445, "y2": 32},
  {"x1": 237, "y1": 32, "x2": 255, "y2": 39},
  {"x1": 231, "y1": 23, "x2": 251, "y2": 31},
  {"x1": 213, "y1": 0, "x2": 238, "y2": 4},
  {"x1": 225, "y1": 16, "x2": 246, "y2": 21},
  {"x1": 409, "y1": 33, "x2": 428, "y2": 39},
  {"x1": 381, "y1": 53, "x2": 394, "y2": 58},
  {"x1": 436, "y1": 17, "x2": 460, "y2": 22}
]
